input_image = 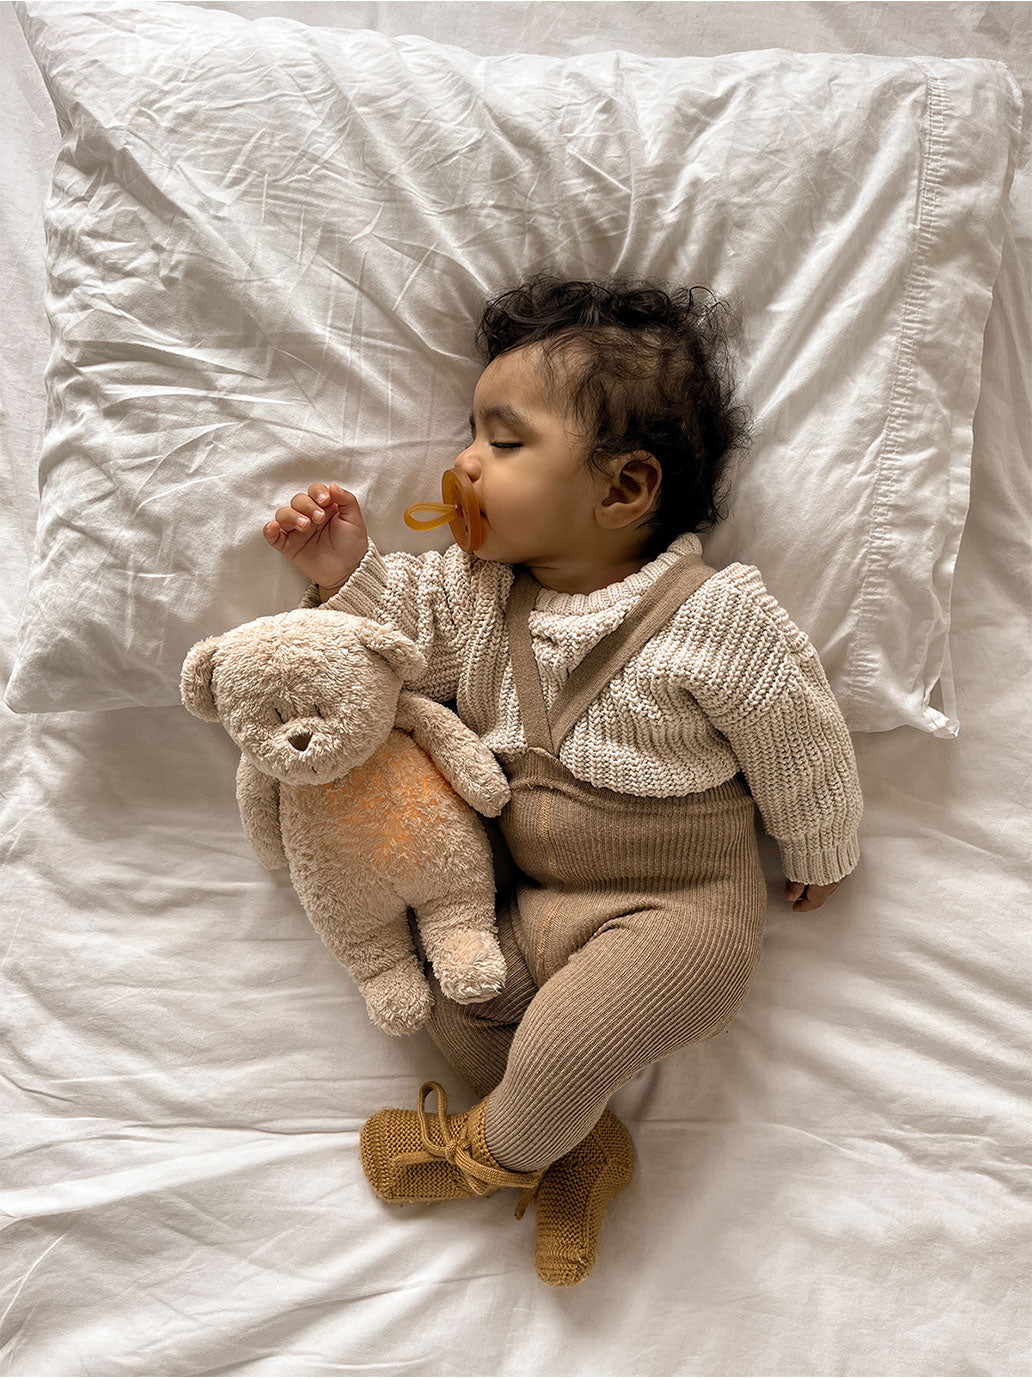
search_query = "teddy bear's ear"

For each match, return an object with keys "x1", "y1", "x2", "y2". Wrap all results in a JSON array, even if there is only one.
[
  {"x1": 350, "y1": 618, "x2": 428, "y2": 684},
  {"x1": 180, "y1": 636, "x2": 223, "y2": 721}
]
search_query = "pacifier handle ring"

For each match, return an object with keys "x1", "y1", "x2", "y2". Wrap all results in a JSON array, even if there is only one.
[{"x1": 403, "y1": 501, "x2": 456, "y2": 531}]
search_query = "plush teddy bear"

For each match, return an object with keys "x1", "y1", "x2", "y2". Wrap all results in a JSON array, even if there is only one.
[{"x1": 180, "y1": 607, "x2": 510, "y2": 1036}]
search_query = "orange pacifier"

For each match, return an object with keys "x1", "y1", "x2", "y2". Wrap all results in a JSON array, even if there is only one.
[{"x1": 403, "y1": 465, "x2": 485, "y2": 552}]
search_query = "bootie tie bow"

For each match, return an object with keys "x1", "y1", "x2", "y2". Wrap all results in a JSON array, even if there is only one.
[{"x1": 360, "y1": 1081, "x2": 546, "y2": 1212}]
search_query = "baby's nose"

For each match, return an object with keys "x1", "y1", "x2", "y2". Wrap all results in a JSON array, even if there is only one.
[{"x1": 453, "y1": 447, "x2": 481, "y2": 482}]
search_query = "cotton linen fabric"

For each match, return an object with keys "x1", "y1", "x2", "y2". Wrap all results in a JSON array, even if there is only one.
[
  {"x1": 3, "y1": 4, "x2": 1030, "y2": 1375},
  {"x1": 6, "y1": 0, "x2": 1023, "y2": 733}
]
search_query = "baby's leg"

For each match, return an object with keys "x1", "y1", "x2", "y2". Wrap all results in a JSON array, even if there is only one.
[
  {"x1": 483, "y1": 894, "x2": 765, "y2": 1172},
  {"x1": 411, "y1": 886, "x2": 539, "y2": 1099}
]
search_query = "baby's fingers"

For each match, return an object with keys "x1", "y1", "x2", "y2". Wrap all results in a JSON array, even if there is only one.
[
  {"x1": 273, "y1": 499, "x2": 318, "y2": 533},
  {"x1": 264, "y1": 483, "x2": 355, "y2": 546},
  {"x1": 784, "y1": 878, "x2": 840, "y2": 912},
  {"x1": 263, "y1": 514, "x2": 317, "y2": 547}
]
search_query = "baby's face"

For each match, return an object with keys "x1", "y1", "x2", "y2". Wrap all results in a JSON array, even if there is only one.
[{"x1": 454, "y1": 344, "x2": 607, "y2": 567}]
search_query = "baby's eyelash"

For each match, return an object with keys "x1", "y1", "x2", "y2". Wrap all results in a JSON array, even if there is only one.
[{"x1": 491, "y1": 443, "x2": 522, "y2": 451}]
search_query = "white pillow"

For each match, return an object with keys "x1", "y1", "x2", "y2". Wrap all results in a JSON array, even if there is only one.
[{"x1": 7, "y1": 2, "x2": 1022, "y2": 733}]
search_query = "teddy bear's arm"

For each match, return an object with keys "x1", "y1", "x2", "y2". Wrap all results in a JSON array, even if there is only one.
[
  {"x1": 235, "y1": 757, "x2": 288, "y2": 870},
  {"x1": 394, "y1": 690, "x2": 511, "y2": 818}
]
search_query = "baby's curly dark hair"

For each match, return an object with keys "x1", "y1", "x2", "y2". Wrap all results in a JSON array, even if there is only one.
[{"x1": 474, "y1": 273, "x2": 753, "y2": 560}]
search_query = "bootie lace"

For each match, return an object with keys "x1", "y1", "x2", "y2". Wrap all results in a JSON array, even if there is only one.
[{"x1": 389, "y1": 1081, "x2": 546, "y2": 1215}]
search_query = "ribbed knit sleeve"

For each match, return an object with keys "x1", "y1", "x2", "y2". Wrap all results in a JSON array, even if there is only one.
[
  {"x1": 682, "y1": 566, "x2": 863, "y2": 886},
  {"x1": 297, "y1": 539, "x2": 478, "y2": 704}
]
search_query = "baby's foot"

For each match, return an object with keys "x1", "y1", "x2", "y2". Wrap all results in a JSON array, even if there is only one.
[{"x1": 528, "y1": 1109, "x2": 635, "y2": 1287}]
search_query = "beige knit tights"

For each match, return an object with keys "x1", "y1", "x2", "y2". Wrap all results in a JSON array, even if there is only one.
[{"x1": 414, "y1": 866, "x2": 766, "y2": 1174}]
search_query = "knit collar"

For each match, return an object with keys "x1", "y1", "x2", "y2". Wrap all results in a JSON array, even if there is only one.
[{"x1": 531, "y1": 532, "x2": 704, "y2": 617}]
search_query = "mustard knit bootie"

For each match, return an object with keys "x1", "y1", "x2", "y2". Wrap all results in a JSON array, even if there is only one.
[
  {"x1": 520, "y1": 1108, "x2": 636, "y2": 1288},
  {"x1": 360, "y1": 1081, "x2": 546, "y2": 1209}
]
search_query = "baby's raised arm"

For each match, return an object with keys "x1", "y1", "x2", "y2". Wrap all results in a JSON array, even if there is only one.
[
  {"x1": 263, "y1": 481, "x2": 369, "y2": 602},
  {"x1": 261, "y1": 480, "x2": 477, "y2": 706}
]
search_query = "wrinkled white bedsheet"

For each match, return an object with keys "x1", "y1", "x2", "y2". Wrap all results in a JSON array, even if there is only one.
[{"x1": 1, "y1": 5, "x2": 1029, "y2": 1376}]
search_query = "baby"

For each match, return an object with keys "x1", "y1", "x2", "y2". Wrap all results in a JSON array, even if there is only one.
[{"x1": 262, "y1": 274, "x2": 863, "y2": 1287}]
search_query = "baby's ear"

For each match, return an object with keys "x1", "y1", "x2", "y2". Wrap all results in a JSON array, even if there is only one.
[
  {"x1": 350, "y1": 618, "x2": 427, "y2": 684},
  {"x1": 180, "y1": 636, "x2": 222, "y2": 721}
]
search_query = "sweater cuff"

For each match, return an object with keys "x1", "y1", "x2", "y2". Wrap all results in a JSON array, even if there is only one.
[
  {"x1": 778, "y1": 829, "x2": 861, "y2": 887},
  {"x1": 298, "y1": 542, "x2": 392, "y2": 619}
]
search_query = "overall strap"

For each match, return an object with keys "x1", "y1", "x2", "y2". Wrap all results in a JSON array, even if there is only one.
[
  {"x1": 504, "y1": 553, "x2": 719, "y2": 755},
  {"x1": 504, "y1": 568, "x2": 555, "y2": 751},
  {"x1": 550, "y1": 553, "x2": 717, "y2": 751}
]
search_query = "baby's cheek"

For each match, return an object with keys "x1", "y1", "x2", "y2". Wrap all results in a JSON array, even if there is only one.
[{"x1": 505, "y1": 493, "x2": 548, "y2": 534}]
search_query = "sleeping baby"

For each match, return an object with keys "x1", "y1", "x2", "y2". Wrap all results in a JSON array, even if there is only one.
[{"x1": 261, "y1": 273, "x2": 864, "y2": 1288}]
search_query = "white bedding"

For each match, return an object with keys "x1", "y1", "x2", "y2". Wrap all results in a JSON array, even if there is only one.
[
  {"x1": 1, "y1": 4, "x2": 1030, "y2": 1376},
  {"x1": 8, "y1": 5, "x2": 1021, "y2": 739}
]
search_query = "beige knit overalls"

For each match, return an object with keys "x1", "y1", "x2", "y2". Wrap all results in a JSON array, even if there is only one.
[{"x1": 414, "y1": 550, "x2": 768, "y2": 1173}]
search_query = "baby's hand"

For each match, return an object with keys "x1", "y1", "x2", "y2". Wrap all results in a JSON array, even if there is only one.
[
  {"x1": 263, "y1": 482, "x2": 369, "y2": 593},
  {"x1": 784, "y1": 878, "x2": 842, "y2": 912}
]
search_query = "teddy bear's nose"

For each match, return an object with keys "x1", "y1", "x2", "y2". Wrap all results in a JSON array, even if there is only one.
[{"x1": 287, "y1": 730, "x2": 312, "y2": 752}]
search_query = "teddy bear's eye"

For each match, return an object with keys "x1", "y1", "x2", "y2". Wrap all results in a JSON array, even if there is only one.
[
  {"x1": 314, "y1": 706, "x2": 322, "y2": 718},
  {"x1": 273, "y1": 708, "x2": 284, "y2": 723}
]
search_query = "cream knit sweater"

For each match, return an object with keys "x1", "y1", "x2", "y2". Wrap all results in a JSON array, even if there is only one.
[{"x1": 299, "y1": 531, "x2": 863, "y2": 886}]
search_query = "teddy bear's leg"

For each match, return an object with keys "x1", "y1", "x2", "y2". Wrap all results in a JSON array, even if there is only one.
[
  {"x1": 355, "y1": 924, "x2": 435, "y2": 1038},
  {"x1": 306, "y1": 898, "x2": 434, "y2": 1037},
  {"x1": 406, "y1": 808, "x2": 507, "y2": 1005},
  {"x1": 413, "y1": 884, "x2": 507, "y2": 1007}
]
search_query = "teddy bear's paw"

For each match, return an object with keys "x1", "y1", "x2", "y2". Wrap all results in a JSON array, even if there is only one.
[
  {"x1": 456, "y1": 764, "x2": 511, "y2": 818},
  {"x1": 361, "y1": 965, "x2": 434, "y2": 1037},
  {"x1": 433, "y1": 932, "x2": 507, "y2": 1006}
]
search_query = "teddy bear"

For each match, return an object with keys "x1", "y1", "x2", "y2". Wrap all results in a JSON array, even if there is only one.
[{"x1": 180, "y1": 606, "x2": 511, "y2": 1036}]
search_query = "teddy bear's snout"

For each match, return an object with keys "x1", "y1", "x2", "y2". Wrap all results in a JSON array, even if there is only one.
[{"x1": 287, "y1": 729, "x2": 313, "y2": 752}]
